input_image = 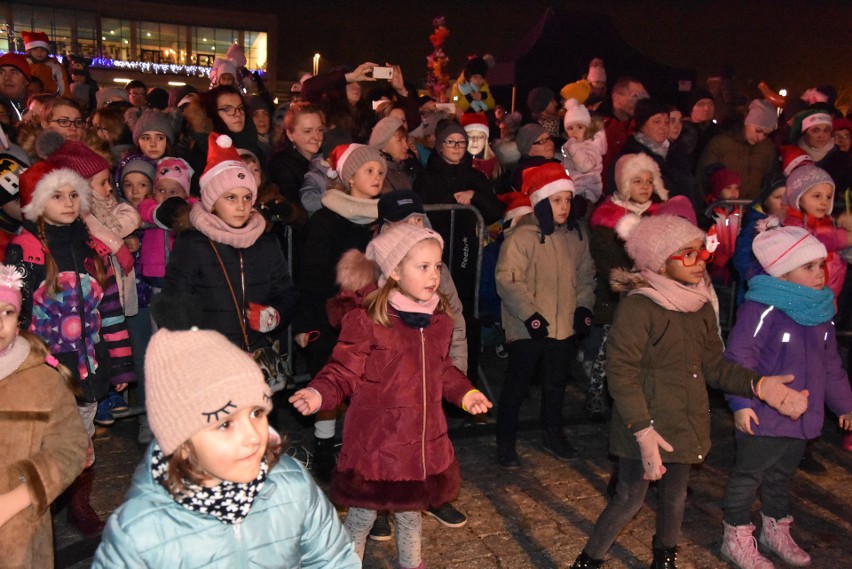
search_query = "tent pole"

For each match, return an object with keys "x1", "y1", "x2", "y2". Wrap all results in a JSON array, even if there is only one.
[{"x1": 511, "y1": 85, "x2": 516, "y2": 113}]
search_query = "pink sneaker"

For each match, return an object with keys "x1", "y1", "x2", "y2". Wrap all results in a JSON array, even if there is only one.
[
  {"x1": 758, "y1": 513, "x2": 811, "y2": 566},
  {"x1": 842, "y1": 431, "x2": 852, "y2": 452},
  {"x1": 721, "y1": 522, "x2": 775, "y2": 569}
]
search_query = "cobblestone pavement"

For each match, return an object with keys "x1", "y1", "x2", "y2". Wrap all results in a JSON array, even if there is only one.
[{"x1": 55, "y1": 351, "x2": 852, "y2": 568}]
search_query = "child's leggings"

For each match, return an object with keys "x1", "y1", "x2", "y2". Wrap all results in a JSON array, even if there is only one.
[
  {"x1": 584, "y1": 458, "x2": 690, "y2": 558},
  {"x1": 344, "y1": 507, "x2": 422, "y2": 568},
  {"x1": 722, "y1": 436, "x2": 806, "y2": 525}
]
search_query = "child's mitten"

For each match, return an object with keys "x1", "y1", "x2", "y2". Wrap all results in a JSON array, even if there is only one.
[
  {"x1": 524, "y1": 312, "x2": 549, "y2": 339},
  {"x1": 573, "y1": 307, "x2": 593, "y2": 338},
  {"x1": 634, "y1": 425, "x2": 673, "y2": 481}
]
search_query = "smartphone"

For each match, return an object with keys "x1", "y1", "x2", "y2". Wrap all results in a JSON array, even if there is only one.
[{"x1": 372, "y1": 66, "x2": 394, "y2": 80}]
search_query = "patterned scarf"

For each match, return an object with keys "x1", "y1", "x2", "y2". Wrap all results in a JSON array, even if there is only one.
[
  {"x1": 151, "y1": 442, "x2": 268, "y2": 525},
  {"x1": 745, "y1": 274, "x2": 835, "y2": 326}
]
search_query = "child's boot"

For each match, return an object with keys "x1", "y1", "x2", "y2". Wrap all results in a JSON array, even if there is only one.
[
  {"x1": 758, "y1": 513, "x2": 811, "y2": 566},
  {"x1": 66, "y1": 470, "x2": 105, "y2": 535},
  {"x1": 720, "y1": 521, "x2": 774, "y2": 569},
  {"x1": 569, "y1": 550, "x2": 603, "y2": 568},
  {"x1": 650, "y1": 535, "x2": 678, "y2": 568}
]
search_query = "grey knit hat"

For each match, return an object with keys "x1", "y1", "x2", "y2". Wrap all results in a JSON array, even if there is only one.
[
  {"x1": 744, "y1": 99, "x2": 778, "y2": 132},
  {"x1": 369, "y1": 116, "x2": 404, "y2": 150},
  {"x1": 786, "y1": 164, "x2": 835, "y2": 214},
  {"x1": 339, "y1": 145, "x2": 387, "y2": 191},
  {"x1": 435, "y1": 119, "x2": 467, "y2": 147},
  {"x1": 624, "y1": 214, "x2": 705, "y2": 272},
  {"x1": 516, "y1": 123, "x2": 547, "y2": 157},
  {"x1": 527, "y1": 86, "x2": 555, "y2": 115},
  {"x1": 128, "y1": 108, "x2": 175, "y2": 145},
  {"x1": 118, "y1": 156, "x2": 156, "y2": 184}
]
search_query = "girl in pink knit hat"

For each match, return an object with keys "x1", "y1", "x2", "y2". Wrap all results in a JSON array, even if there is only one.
[{"x1": 290, "y1": 222, "x2": 491, "y2": 569}]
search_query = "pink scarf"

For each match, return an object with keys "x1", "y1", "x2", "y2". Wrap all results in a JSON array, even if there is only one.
[
  {"x1": 189, "y1": 203, "x2": 265, "y2": 249},
  {"x1": 388, "y1": 289, "x2": 439, "y2": 315},
  {"x1": 629, "y1": 269, "x2": 717, "y2": 314}
]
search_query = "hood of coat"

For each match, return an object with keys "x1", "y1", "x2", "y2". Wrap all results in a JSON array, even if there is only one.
[{"x1": 609, "y1": 267, "x2": 648, "y2": 293}]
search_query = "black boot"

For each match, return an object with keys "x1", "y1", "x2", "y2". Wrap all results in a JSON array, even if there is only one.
[
  {"x1": 570, "y1": 550, "x2": 603, "y2": 569},
  {"x1": 312, "y1": 436, "x2": 336, "y2": 483},
  {"x1": 650, "y1": 537, "x2": 678, "y2": 569}
]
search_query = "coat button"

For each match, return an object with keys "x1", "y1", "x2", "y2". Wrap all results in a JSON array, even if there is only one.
[{"x1": 698, "y1": 454, "x2": 703, "y2": 460}]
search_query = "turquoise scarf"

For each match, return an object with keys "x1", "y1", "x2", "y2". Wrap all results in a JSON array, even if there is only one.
[{"x1": 745, "y1": 274, "x2": 835, "y2": 326}]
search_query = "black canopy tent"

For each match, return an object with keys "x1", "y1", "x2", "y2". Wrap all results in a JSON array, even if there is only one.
[{"x1": 487, "y1": 8, "x2": 696, "y2": 113}]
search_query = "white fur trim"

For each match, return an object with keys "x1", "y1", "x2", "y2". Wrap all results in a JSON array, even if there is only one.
[
  {"x1": 530, "y1": 178, "x2": 574, "y2": 207},
  {"x1": 22, "y1": 168, "x2": 91, "y2": 221},
  {"x1": 25, "y1": 39, "x2": 50, "y2": 51},
  {"x1": 615, "y1": 153, "x2": 668, "y2": 201},
  {"x1": 504, "y1": 205, "x2": 533, "y2": 222},
  {"x1": 216, "y1": 134, "x2": 233, "y2": 148},
  {"x1": 801, "y1": 113, "x2": 832, "y2": 132},
  {"x1": 783, "y1": 154, "x2": 811, "y2": 177},
  {"x1": 463, "y1": 123, "x2": 489, "y2": 135},
  {"x1": 199, "y1": 159, "x2": 245, "y2": 188},
  {"x1": 614, "y1": 213, "x2": 641, "y2": 241}
]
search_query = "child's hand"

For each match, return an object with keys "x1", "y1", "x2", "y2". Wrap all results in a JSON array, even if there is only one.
[
  {"x1": 839, "y1": 412, "x2": 852, "y2": 430},
  {"x1": 462, "y1": 390, "x2": 492, "y2": 415},
  {"x1": 634, "y1": 426, "x2": 673, "y2": 481},
  {"x1": 453, "y1": 190, "x2": 474, "y2": 205},
  {"x1": 734, "y1": 408, "x2": 760, "y2": 435},
  {"x1": 124, "y1": 235, "x2": 141, "y2": 253},
  {"x1": 289, "y1": 388, "x2": 321, "y2": 415},
  {"x1": 757, "y1": 375, "x2": 809, "y2": 420},
  {"x1": 0, "y1": 485, "x2": 32, "y2": 529}
]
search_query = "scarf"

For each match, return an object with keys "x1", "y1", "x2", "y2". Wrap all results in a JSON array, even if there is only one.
[
  {"x1": 798, "y1": 139, "x2": 834, "y2": 163},
  {"x1": 89, "y1": 192, "x2": 121, "y2": 230},
  {"x1": 745, "y1": 274, "x2": 835, "y2": 326},
  {"x1": 0, "y1": 337, "x2": 31, "y2": 382},
  {"x1": 611, "y1": 193, "x2": 653, "y2": 217},
  {"x1": 189, "y1": 203, "x2": 265, "y2": 249},
  {"x1": 389, "y1": 289, "x2": 439, "y2": 328},
  {"x1": 629, "y1": 268, "x2": 717, "y2": 313},
  {"x1": 634, "y1": 133, "x2": 670, "y2": 159},
  {"x1": 151, "y1": 442, "x2": 268, "y2": 525},
  {"x1": 320, "y1": 189, "x2": 378, "y2": 225}
]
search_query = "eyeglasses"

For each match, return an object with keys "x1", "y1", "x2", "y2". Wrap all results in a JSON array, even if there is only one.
[
  {"x1": 217, "y1": 105, "x2": 246, "y2": 116},
  {"x1": 532, "y1": 136, "x2": 552, "y2": 145},
  {"x1": 443, "y1": 139, "x2": 467, "y2": 148},
  {"x1": 669, "y1": 247, "x2": 714, "y2": 267},
  {"x1": 832, "y1": 132, "x2": 850, "y2": 141},
  {"x1": 50, "y1": 118, "x2": 86, "y2": 128}
]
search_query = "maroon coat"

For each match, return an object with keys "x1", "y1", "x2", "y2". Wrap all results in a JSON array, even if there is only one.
[{"x1": 309, "y1": 307, "x2": 475, "y2": 510}]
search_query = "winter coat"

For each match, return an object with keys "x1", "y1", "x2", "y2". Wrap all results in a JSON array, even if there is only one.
[
  {"x1": 725, "y1": 300, "x2": 852, "y2": 440},
  {"x1": 268, "y1": 145, "x2": 313, "y2": 204},
  {"x1": 560, "y1": 131, "x2": 606, "y2": 202},
  {"x1": 137, "y1": 197, "x2": 199, "y2": 283},
  {"x1": 309, "y1": 307, "x2": 475, "y2": 511},
  {"x1": 783, "y1": 209, "x2": 848, "y2": 300},
  {"x1": 732, "y1": 201, "x2": 767, "y2": 304},
  {"x1": 696, "y1": 126, "x2": 778, "y2": 201},
  {"x1": 92, "y1": 449, "x2": 359, "y2": 568},
  {"x1": 299, "y1": 155, "x2": 332, "y2": 215},
  {"x1": 380, "y1": 151, "x2": 422, "y2": 194},
  {"x1": 605, "y1": 270, "x2": 757, "y2": 464},
  {"x1": 496, "y1": 213, "x2": 596, "y2": 343},
  {"x1": 0, "y1": 347, "x2": 88, "y2": 569},
  {"x1": 414, "y1": 152, "x2": 505, "y2": 224},
  {"x1": 158, "y1": 230, "x2": 298, "y2": 351}
]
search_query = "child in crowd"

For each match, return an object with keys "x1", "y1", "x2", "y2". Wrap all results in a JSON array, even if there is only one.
[
  {"x1": 93, "y1": 328, "x2": 359, "y2": 568},
  {"x1": 704, "y1": 165, "x2": 743, "y2": 285},
  {"x1": 720, "y1": 223, "x2": 852, "y2": 569},
  {"x1": 124, "y1": 107, "x2": 175, "y2": 162},
  {"x1": 561, "y1": 98, "x2": 606, "y2": 212},
  {"x1": 461, "y1": 112, "x2": 501, "y2": 180},
  {"x1": 290, "y1": 223, "x2": 491, "y2": 569},
  {"x1": 451, "y1": 56, "x2": 494, "y2": 113},
  {"x1": 495, "y1": 163, "x2": 595, "y2": 467},
  {"x1": 0, "y1": 264, "x2": 88, "y2": 568},
  {"x1": 5, "y1": 161, "x2": 135, "y2": 534},
  {"x1": 119, "y1": 156, "x2": 155, "y2": 209},
  {"x1": 569, "y1": 215, "x2": 808, "y2": 569}
]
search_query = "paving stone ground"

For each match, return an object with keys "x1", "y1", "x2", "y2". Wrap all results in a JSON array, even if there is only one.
[{"x1": 54, "y1": 351, "x2": 852, "y2": 568}]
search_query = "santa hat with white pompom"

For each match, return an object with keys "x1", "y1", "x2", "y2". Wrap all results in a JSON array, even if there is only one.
[{"x1": 199, "y1": 132, "x2": 258, "y2": 211}]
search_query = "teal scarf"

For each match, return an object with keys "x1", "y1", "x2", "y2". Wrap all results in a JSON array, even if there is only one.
[{"x1": 745, "y1": 274, "x2": 835, "y2": 326}]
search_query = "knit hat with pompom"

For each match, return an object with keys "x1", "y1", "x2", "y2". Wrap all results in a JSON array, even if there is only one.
[
  {"x1": 199, "y1": 133, "x2": 258, "y2": 210},
  {"x1": 623, "y1": 214, "x2": 705, "y2": 272}
]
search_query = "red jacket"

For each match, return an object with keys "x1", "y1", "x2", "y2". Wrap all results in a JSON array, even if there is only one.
[{"x1": 309, "y1": 307, "x2": 475, "y2": 510}]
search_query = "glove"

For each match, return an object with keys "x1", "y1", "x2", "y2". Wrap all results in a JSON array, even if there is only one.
[
  {"x1": 573, "y1": 307, "x2": 593, "y2": 338},
  {"x1": 634, "y1": 425, "x2": 673, "y2": 481},
  {"x1": 154, "y1": 196, "x2": 189, "y2": 229},
  {"x1": 757, "y1": 375, "x2": 809, "y2": 421},
  {"x1": 524, "y1": 312, "x2": 549, "y2": 340},
  {"x1": 247, "y1": 303, "x2": 281, "y2": 333}
]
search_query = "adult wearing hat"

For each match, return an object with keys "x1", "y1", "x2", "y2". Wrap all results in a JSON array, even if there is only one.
[
  {"x1": 789, "y1": 106, "x2": 852, "y2": 198},
  {"x1": 0, "y1": 53, "x2": 32, "y2": 124},
  {"x1": 677, "y1": 88, "x2": 721, "y2": 171}
]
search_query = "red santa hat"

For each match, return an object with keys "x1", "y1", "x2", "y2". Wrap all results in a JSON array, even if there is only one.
[
  {"x1": 779, "y1": 145, "x2": 814, "y2": 178},
  {"x1": 460, "y1": 112, "x2": 489, "y2": 136},
  {"x1": 498, "y1": 191, "x2": 533, "y2": 224},
  {"x1": 521, "y1": 162, "x2": 574, "y2": 207},
  {"x1": 18, "y1": 161, "x2": 91, "y2": 222},
  {"x1": 22, "y1": 31, "x2": 51, "y2": 52},
  {"x1": 199, "y1": 133, "x2": 257, "y2": 211}
]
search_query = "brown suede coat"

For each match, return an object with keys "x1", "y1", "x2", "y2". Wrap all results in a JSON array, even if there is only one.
[{"x1": 0, "y1": 348, "x2": 88, "y2": 569}]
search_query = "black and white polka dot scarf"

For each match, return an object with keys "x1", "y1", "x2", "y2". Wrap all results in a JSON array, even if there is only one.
[{"x1": 151, "y1": 442, "x2": 268, "y2": 525}]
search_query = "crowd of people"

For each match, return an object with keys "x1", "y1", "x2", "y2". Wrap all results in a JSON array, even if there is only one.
[{"x1": 0, "y1": 33, "x2": 851, "y2": 569}]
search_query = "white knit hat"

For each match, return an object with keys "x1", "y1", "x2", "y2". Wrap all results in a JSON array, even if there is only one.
[
  {"x1": 366, "y1": 223, "x2": 444, "y2": 282},
  {"x1": 563, "y1": 98, "x2": 591, "y2": 129},
  {"x1": 752, "y1": 223, "x2": 827, "y2": 277}
]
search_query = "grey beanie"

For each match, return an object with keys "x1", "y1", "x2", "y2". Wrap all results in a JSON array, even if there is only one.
[
  {"x1": 527, "y1": 86, "x2": 555, "y2": 115},
  {"x1": 369, "y1": 116, "x2": 404, "y2": 150},
  {"x1": 340, "y1": 145, "x2": 387, "y2": 191},
  {"x1": 435, "y1": 119, "x2": 467, "y2": 147},
  {"x1": 786, "y1": 164, "x2": 835, "y2": 214},
  {"x1": 119, "y1": 156, "x2": 156, "y2": 184},
  {"x1": 744, "y1": 99, "x2": 778, "y2": 132},
  {"x1": 95, "y1": 87, "x2": 129, "y2": 108},
  {"x1": 129, "y1": 108, "x2": 175, "y2": 145},
  {"x1": 516, "y1": 123, "x2": 547, "y2": 157}
]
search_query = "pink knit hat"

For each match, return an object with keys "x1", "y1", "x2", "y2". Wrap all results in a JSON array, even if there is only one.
[
  {"x1": 624, "y1": 214, "x2": 705, "y2": 271},
  {"x1": 155, "y1": 157, "x2": 194, "y2": 195},
  {"x1": 366, "y1": 223, "x2": 444, "y2": 282},
  {"x1": 199, "y1": 133, "x2": 258, "y2": 211},
  {"x1": 145, "y1": 327, "x2": 272, "y2": 455},
  {"x1": 752, "y1": 223, "x2": 827, "y2": 277},
  {"x1": 0, "y1": 265, "x2": 24, "y2": 313}
]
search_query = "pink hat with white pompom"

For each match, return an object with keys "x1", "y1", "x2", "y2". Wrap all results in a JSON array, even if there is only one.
[{"x1": 199, "y1": 133, "x2": 258, "y2": 210}]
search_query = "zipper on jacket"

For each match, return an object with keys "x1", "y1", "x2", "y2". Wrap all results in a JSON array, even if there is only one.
[{"x1": 420, "y1": 328, "x2": 427, "y2": 479}]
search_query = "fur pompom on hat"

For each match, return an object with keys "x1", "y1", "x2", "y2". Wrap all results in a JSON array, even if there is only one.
[
  {"x1": 563, "y1": 98, "x2": 591, "y2": 129},
  {"x1": 125, "y1": 107, "x2": 176, "y2": 145},
  {"x1": 368, "y1": 116, "x2": 404, "y2": 150},
  {"x1": 752, "y1": 219, "x2": 827, "y2": 277},
  {"x1": 335, "y1": 248, "x2": 379, "y2": 293},
  {"x1": 522, "y1": 162, "x2": 574, "y2": 206},
  {"x1": 623, "y1": 214, "x2": 705, "y2": 272},
  {"x1": 516, "y1": 123, "x2": 547, "y2": 157},
  {"x1": 785, "y1": 164, "x2": 834, "y2": 214},
  {"x1": 199, "y1": 133, "x2": 258, "y2": 210},
  {"x1": 18, "y1": 162, "x2": 91, "y2": 221},
  {"x1": 0, "y1": 264, "x2": 24, "y2": 313},
  {"x1": 366, "y1": 223, "x2": 444, "y2": 283},
  {"x1": 744, "y1": 99, "x2": 778, "y2": 132},
  {"x1": 614, "y1": 153, "x2": 668, "y2": 201},
  {"x1": 145, "y1": 327, "x2": 272, "y2": 455}
]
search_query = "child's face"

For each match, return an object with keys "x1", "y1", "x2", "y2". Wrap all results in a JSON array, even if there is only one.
[
  {"x1": 348, "y1": 160, "x2": 386, "y2": 200},
  {"x1": 548, "y1": 191, "x2": 573, "y2": 225},
  {"x1": 139, "y1": 131, "x2": 168, "y2": 161},
  {"x1": 661, "y1": 238, "x2": 708, "y2": 286},
  {"x1": 212, "y1": 187, "x2": 254, "y2": 228},
  {"x1": 764, "y1": 186, "x2": 788, "y2": 218},
  {"x1": 28, "y1": 47, "x2": 49, "y2": 62},
  {"x1": 781, "y1": 258, "x2": 826, "y2": 290},
  {"x1": 42, "y1": 184, "x2": 82, "y2": 225},
  {"x1": 719, "y1": 184, "x2": 740, "y2": 200},
  {"x1": 186, "y1": 406, "x2": 269, "y2": 486},
  {"x1": 799, "y1": 182, "x2": 833, "y2": 219},
  {"x1": 628, "y1": 171, "x2": 654, "y2": 204},
  {"x1": 154, "y1": 179, "x2": 188, "y2": 203},
  {"x1": 89, "y1": 169, "x2": 112, "y2": 199},
  {"x1": 389, "y1": 239, "x2": 443, "y2": 303},
  {"x1": 122, "y1": 173, "x2": 152, "y2": 208},
  {"x1": 242, "y1": 158, "x2": 262, "y2": 187},
  {"x1": 566, "y1": 123, "x2": 588, "y2": 142},
  {"x1": 0, "y1": 301, "x2": 19, "y2": 353},
  {"x1": 468, "y1": 74, "x2": 485, "y2": 88}
]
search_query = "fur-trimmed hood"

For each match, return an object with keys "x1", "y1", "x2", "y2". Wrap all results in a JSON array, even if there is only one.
[
  {"x1": 614, "y1": 152, "x2": 668, "y2": 201},
  {"x1": 609, "y1": 267, "x2": 647, "y2": 293}
]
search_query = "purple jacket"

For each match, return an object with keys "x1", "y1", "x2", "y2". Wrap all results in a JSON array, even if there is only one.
[{"x1": 725, "y1": 300, "x2": 852, "y2": 440}]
